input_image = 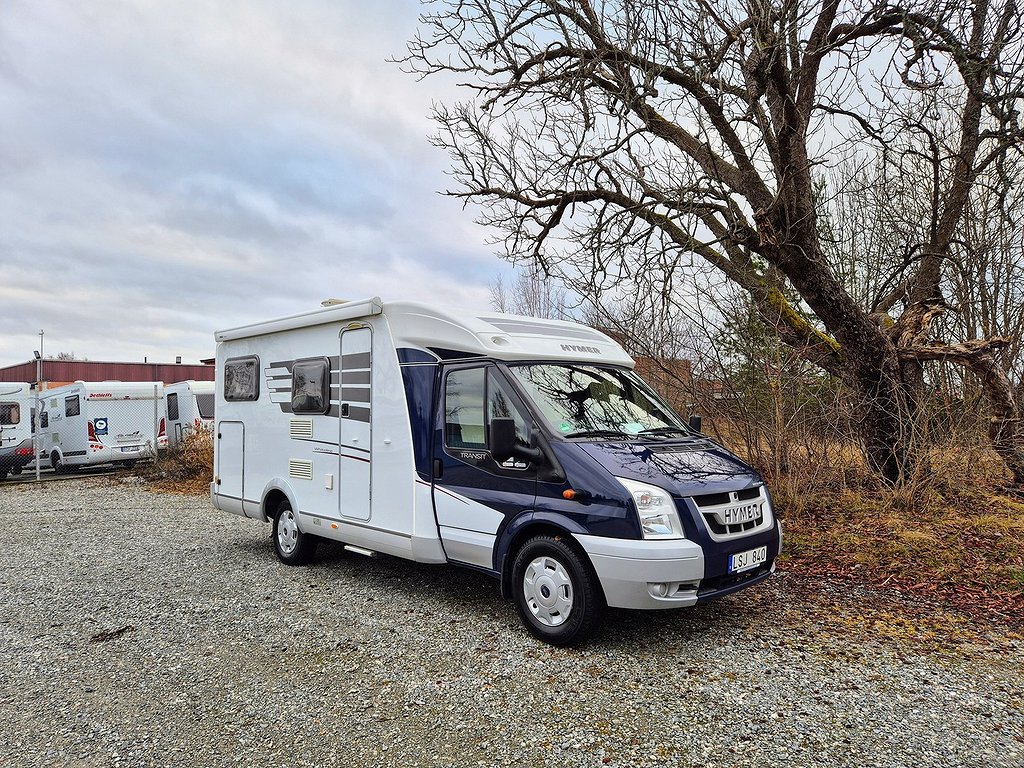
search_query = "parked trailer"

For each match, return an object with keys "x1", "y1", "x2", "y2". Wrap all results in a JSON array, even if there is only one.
[
  {"x1": 211, "y1": 298, "x2": 781, "y2": 645},
  {"x1": 38, "y1": 381, "x2": 167, "y2": 472},
  {"x1": 0, "y1": 384, "x2": 36, "y2": 479},
  {"x1": 165, "y1": 380, "x2": 215, "y2": 448}
]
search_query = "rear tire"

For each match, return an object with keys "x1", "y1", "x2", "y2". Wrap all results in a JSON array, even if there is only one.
[
  {"x1": 511, "y1": 535, "x2": 604, "y2": 647},
  {"x1": 50, "y1": 451, "x2": 67, "y2": 475},
  {"x1": 272, "y1": 500, "x2": 317, "y2": 565}
]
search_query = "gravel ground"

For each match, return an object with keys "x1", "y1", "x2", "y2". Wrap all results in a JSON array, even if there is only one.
[{"x1": 0, "y1": 479, "x2": 1021, "y2": 768}]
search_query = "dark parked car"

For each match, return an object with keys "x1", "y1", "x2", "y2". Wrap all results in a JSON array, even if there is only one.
[{"x1": 0, "y1": 437, "x2": 35, "y2": 481}]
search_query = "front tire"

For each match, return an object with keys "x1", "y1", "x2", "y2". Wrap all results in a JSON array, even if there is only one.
[
  {"x1": 512, "y1": 535, "x2": 604, "y2": 647},
  {"x1": 272, "y1": 500, "x2": 317, "y2": 565}
]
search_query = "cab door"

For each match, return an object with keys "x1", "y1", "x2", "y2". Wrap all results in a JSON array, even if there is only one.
[{"x1": 432, "y1": 364, "x2": 537, "y2": 569}]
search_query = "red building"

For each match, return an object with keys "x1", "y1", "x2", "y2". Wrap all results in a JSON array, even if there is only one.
[{"x1": 0, "y1": 358, "x2": 215, "y2": 391}]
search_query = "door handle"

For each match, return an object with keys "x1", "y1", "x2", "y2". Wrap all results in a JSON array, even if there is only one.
[
  {"x1": 432, "y1": 458, "x2": 443, "y2": 479},
  {"x1": 341, "y1": 403, "x2": 350, "y2": 417}
]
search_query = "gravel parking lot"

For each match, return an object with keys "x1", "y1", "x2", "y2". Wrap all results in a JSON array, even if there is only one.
[{"x1": 1, "y1": 479, "x2": 1021, "y2": 768}]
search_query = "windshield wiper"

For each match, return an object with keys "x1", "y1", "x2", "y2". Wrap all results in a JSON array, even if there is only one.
[
  {"x1": 562, "y1": 429, "x2": 633, "y2": 439},
  {"x1": 637, "y1": 426, "x2": 692, "y2": 437}
]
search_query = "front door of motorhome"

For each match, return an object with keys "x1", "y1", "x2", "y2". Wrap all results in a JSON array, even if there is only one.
[
  {"x1": 339, "y1": 327, "x2": 372, "y2": 521},
  {"x1": 433, "y1": 364, "x2": 537, "y2": 569}
]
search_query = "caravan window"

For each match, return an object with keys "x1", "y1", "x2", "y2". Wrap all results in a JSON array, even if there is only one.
[
  {"x1": 195, "y1": 394, "x2": 215, "y2": 419},
  {"x1": 40, "y1": 410, "x2": 49, "y2": 429},
  {"x1": 167, "y1": 393, "x2": 179, "y2": 421},
  {"x1": 291, "y1": 358, "x2": 330, "y2": 414},
  {"x1": 225, "y1": 356, "x2": 260, "y2": 402},
  {"x1": 0, "y1": 402, "x2": 18, "y2": 425},
  {"x1": 65, "y1": 395, "x2": 81, "y2": 417}
]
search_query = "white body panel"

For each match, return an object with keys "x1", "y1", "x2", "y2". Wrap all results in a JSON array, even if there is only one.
[
  {"x1": 212, "y1": 311, "x2": 445, "y2": 562},
  {"x1": 0, "y1": 383, "x2": 35, "y2": 450},
  {"x1": 165, "y1": 380, "x2": 215, "y2": 447},
  {"x1": 38, "y1": 381, "x2": 166, "y2": 469}
]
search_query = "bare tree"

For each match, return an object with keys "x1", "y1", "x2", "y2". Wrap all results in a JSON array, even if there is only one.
[{"x1": 406, "y1": 0, "x2": 1024, "y2": 484}]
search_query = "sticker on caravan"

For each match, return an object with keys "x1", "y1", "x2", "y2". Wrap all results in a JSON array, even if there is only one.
[{"x1": 94, "y1": 417, "x2": 109, "y2": 435}]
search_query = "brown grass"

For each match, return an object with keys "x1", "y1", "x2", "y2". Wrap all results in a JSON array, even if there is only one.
[{"x1": 144, "y1": 430, "x2": 214, "y2": 495}]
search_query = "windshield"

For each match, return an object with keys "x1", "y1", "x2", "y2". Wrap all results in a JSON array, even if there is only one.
[{"x1": 508, "y1": 363, "x2": 686, "y2": 438}]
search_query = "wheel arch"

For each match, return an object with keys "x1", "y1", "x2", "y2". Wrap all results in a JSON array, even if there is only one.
[
  {"x1": 496, "y1": 511, "x2": 599, "y2": 601},
  {"x1": 260, "y1": 479, "x2": 299, "y2": 524}
]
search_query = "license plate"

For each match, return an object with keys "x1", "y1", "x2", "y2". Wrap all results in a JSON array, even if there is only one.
[
  {"x1": 120, "y1": 446, "x2": 140, "y2": 453},
  {"x1": 729, "y1": 545, "x2": 768, "y2": 573},
  {"x1": 723, "y1": 502, "x2": 761, "y2": 525}
]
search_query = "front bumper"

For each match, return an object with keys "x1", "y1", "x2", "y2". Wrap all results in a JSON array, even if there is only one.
[{"x1": 576, "y1": 531, "x2": 778, "y2": 610}]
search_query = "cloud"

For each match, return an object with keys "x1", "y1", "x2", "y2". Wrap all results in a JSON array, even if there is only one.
[{"x1": 0, "y1": 0, "x2": 515, "y2": 365}]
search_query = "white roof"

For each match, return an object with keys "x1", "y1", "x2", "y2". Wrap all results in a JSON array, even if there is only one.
[
  {"x1": 216, "y1": 297, "x2": 635, "y2": 367},
  {"x1": 42, "y1": 381, "x2": 164, "y2": 399}
]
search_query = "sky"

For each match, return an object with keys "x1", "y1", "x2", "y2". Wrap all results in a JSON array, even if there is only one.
[{"x1": 0, "y1": 0, "x2": 513, "y2": 367}]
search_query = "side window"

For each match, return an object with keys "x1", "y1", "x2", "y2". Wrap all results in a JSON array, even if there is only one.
[
  {"x1": 65, "y1": 395, "x2": 80, "y2": 417},
  {"x1": 291, "y1": 358, "x2": 329, "y2": 414},
  {"x1": 0, "y1": 402, "x2": 19, "y2": 425},
  {"x1": 167, "y1": 393, "x2": 179, "y2": 421},
  {"x1": 486, "y1": 371, "x2": 531, "y2": 447},
  {"x1": 225, "y1": 356, "x2": 259, "y2": 402},
  {"x1": 195, "y1": 394, "x2": 215, "y2": 419},
  {"x1": 30, "y1": 408, "x2": 36, "y2": 434},
  {"x1": 444, "y1": 367, "x2": 532, "y2": 451},
  {"x1": 40, "y1": 410, "x2": 49, "y2": 429},
  {"x1": 445, "y1": 368, "x2": 486, "y2": 449}
]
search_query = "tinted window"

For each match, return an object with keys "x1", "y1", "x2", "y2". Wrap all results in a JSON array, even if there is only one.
[
  {"x1": 65, "y1": 395, "x2": 81, "y2": 417},
  {"x1": 167, "y1": 393, "x2": 180, "y2": 421},
  {"x1": 195, "y1": 394, "x2": 215, "y2": 419},
  {"x1": 445, "y1": 368, "x2": 486, "y2": 449},
  {"x1": 0, "y1": 402, "x2": 19, "y2": 426},
  {"x1": 224, "y1": 356, "x2": 259, "y2": 402},
  {"x1": 40, "y1": 410, "x2": 49, "y2": 429},
  {"x1": 444, "y1": 368, "x2": 531, "y2": 450},
  {"x1": 291, "y1": 359, "x2": 330, "y2": 414}
]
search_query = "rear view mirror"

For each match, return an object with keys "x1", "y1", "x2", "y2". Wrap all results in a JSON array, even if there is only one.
[
  {"x1": 490, "y1": 417, "x2": 517, "y2": 462},
  {"x1": 688, "y1": 414, "x2": 703, "y2": 433}
]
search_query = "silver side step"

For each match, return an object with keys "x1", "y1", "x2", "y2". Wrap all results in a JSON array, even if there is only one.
[{"x1": 343, "y1": 544, "x2": 376, "y2": 558}]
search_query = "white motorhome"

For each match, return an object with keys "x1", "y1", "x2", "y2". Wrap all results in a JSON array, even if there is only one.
[
  {"x1": 0, "y1": 383, "x2": 36, "y2": 478},
  {"x1": 212, "y1": 298, "x2": 780, "y2": 645},
  {"x1": 38, "y1": 381, "x2": 167, "y2": 472},
  {"x1": 165, "y1": 380, "x2": 215, "y2": 447}
]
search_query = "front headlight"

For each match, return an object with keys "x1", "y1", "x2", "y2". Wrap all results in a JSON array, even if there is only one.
[{"x1": 614, "y1": 477, "x2": 685, "y2": 540}]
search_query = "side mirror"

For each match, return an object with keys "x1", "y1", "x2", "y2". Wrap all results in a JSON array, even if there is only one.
[
  {"x1": 490, "y1": 417, "x2": 544, "y2": 464},
  {"x1": 688, "y1": 414, "x2": 703, "y2": 433},
  {"x1": 490, "y1": 417, "x2": 517, "y2": 463}
]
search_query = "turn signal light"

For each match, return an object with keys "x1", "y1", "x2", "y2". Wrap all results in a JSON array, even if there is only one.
[{"x1": 562, "y1": 489, "x2": 589, "y2": 501}]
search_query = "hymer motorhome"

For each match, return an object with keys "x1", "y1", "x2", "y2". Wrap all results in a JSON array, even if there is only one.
[{"x1": 211, "y1": 298, "x2": 780, "y2": 645}]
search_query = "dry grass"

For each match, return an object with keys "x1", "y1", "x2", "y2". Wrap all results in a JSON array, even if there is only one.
[
  {"x1": 766, "y1": 438, "x2": 1024, "y2": 615},
  {"x1": 144, "y1": 430, "x2": 214, "y2": 495}
]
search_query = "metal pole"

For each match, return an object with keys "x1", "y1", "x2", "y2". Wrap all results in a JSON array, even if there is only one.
[{"x1": 34, "y1": 355, "x2": 41, "y2": 483}]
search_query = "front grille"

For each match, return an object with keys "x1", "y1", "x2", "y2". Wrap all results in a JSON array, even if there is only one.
[{"x1": 691, "y1": 485, "x2": 768, "y2": 539}]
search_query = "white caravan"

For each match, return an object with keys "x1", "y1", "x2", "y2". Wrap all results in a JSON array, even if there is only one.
[
  {"x1": 0, "y1": 383, "x2": 34, "y2": 450},
  {"x1": 212, "y1": 298, "x2": 780, "y2": 645},
  {"x1": 0, "y1": 383, "x2": 36, "y2": 478},
  {"x1": 38, "y1": 381, "x2": 167, "y2": 472},
  {"x1": 165, "y1": 380, "x2": 215, "y2": 447}
]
